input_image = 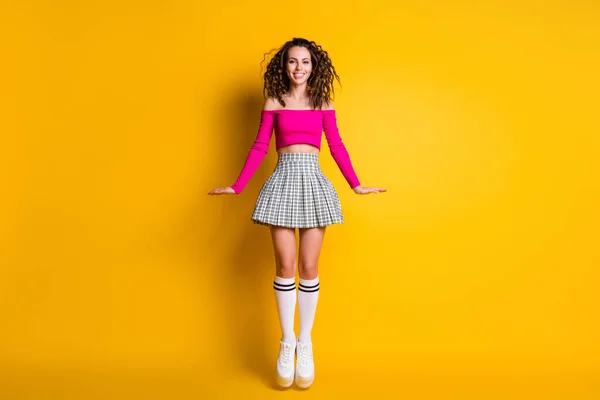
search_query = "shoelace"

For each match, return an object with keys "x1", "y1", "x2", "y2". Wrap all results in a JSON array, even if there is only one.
[
  {"x1": 280, "y1": 343, "x2": 294, "y2": 364},
  {"x1": 297, "y1": 343, "x2": 312, "y2": 366}
]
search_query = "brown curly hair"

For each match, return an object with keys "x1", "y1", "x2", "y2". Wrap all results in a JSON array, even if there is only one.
[{"x1": 261, "y1": 37, "x2": 341, "y2": 110}]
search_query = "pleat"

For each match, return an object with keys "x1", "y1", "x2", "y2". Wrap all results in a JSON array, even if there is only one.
[
  {"x1": 313, "y1": 171, "x2": 335, "y2": 225},
  {"x1": 303, "y1": 169, "x2": 318, "y2": 226},
  {"x1": 254, "y1": 170, "x2": 275, "y2": 212},
  {"x1": 253, "y1": 163, "x2": 284, "y2": 225},
  {"x1": 270, "y1": 164, "x2": 289, "y2": 225},
  {"x1": 284, "y1": 162, "x2": 299, "y2": 226}
]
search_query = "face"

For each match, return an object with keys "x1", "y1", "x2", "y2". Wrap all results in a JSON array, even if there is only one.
[{"x1": 285, "y1": 46, "x2": 312, "y2": 86}]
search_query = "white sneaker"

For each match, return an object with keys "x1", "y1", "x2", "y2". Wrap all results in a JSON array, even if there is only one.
[
  {"x1": 295, "y1": 341, "x2": 314, "y2": 388},
  {"x1": 275, "y1": 341, "x2": 296, "y2": 388}
]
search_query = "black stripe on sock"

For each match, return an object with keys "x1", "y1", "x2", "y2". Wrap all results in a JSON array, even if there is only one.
[
  {"x1": 298, "y1": 286, "x2": 320, "y2": 293},
  {"x1": 299, "y1": 282, "x2": 319, "y2": 289},
  {"x1": 273, "y1": 285, "x2": 296, "y2": 292},
  {"x1": 273, "y1": 281, "x2": 295, "y2": 288}
]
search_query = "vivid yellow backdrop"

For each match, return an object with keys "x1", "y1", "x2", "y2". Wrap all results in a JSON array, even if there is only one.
[{"x1": 1, "y1": 0, "x2": 598, "y2": 398}]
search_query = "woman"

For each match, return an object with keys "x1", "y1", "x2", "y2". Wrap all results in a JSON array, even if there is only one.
[{"x1": 208, "y1": 37, "x2": 386, "y2": 389}]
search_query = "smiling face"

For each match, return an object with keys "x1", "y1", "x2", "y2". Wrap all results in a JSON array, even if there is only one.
[{"x1": 285, "y1": 46, "x2": 313, "y2": 86}]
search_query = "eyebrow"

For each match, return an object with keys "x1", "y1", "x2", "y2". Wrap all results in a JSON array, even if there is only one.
[{"x1": 288, "y1": 57, "x2": 310, "y2": 61}]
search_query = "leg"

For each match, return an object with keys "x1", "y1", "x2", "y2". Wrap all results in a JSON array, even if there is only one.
[
  {"x1": 297, "y1": 226, "x2": 325, "y2": 342},
  {"x1": 270, "y1": 225, "x2": 297, "y2": 279},
  {"x1": 269, "y1": 225, "x2": 298, "y2": 388},
  {"x1": 295, "y1": 226, "x2": 326, "y2": 389},
  {"x1": 270, "y1": 225, "x2": 297, "y2": 343},
  {"x1": 298, "y1": 226, "x2": 325, "y2": 280}
]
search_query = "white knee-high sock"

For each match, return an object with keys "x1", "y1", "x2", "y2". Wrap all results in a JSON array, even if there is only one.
[
  {"x1": 298, "y1": 277, "x2": 320, "y2": 344},
  {"x1": 273, "y1": 276, "x2": 297, "y2": 344}
]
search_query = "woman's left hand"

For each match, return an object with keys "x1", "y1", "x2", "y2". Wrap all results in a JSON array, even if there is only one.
[{"x1": 352, "y1": 185, "x2": 387, "y2": 195}]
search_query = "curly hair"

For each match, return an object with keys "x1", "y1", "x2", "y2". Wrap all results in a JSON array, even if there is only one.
[{"x1": 261, "y1": 37, "x2": 341, "y2": 110}]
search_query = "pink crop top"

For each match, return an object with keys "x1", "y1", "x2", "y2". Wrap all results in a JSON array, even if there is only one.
[{"x1": 231, "y1": 109, "x2": 361, "y2": 194}]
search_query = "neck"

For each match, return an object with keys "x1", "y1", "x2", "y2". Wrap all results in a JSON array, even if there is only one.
[{"x1": 287, "y1": 84, "x2": 308, "y2": 101}]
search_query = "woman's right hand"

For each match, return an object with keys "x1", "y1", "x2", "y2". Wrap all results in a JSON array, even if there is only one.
[{"x1": 207, "y1": 187, "x2": 236, "y2": 195}]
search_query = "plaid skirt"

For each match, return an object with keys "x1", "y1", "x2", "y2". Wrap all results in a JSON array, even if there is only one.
[{"x1": 251, "y1": 153, "x2": 344, "y2": 228}]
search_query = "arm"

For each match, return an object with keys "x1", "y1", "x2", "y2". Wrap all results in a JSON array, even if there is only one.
[
  {"x1": 230, "y1": 103, "x2": 276, "y2": 194},
  {"x1": 322, "y1": 106, "x2": 361, "y2": 189}
]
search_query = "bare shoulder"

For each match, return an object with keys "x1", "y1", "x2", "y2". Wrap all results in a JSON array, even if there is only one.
[
  {"x1": 263, "y1": 97, "x2": 282, "y2": 111},
  {"x1": 322, "y1": 99, "x2": 335, "y2": 110}
]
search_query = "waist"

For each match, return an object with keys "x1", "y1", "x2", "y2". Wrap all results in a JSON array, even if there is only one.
[
  {"x1": 277, "y1": 143, "x2": 320, "y2": 155},
  {"x1": 276, "y1": 134, "x2": 322, "y2": 151},
  {"x1": 276, "y1": 153, "x2": 320, "y2": 164}
]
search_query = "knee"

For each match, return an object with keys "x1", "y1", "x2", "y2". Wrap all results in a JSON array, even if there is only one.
[
  {"x1": 298, "y1": 262, "x2": 318, "y2": 280},
  {"x1": 277, "y1": 258, "x2": 297, "y2": 278}
]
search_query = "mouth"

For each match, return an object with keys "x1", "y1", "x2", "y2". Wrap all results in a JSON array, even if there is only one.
[{"x1": 293, "y1": 73, "x2": 305, "y2": 79}]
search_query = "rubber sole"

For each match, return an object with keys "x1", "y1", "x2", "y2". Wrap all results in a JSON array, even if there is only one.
[
  {"x1": 275, "y1": 373, "x2": 294, "y2": 388},
  {"x1": 295, "y1": 375, "x2": 314, "y2": 389}
]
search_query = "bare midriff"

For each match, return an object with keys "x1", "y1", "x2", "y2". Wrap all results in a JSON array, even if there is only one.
[{"x1": 277, "y1": 143, "x2": 320, "y2": 154}]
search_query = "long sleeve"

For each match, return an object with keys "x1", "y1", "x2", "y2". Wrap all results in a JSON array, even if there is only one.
[
  {"x1": 322, "y1": 110, "x2": 361, "y2": 189},
  {"x1": 231, "y1": 111, "x2": 275, "y2": 194}
]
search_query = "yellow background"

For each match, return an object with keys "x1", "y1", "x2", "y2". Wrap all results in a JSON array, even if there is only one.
[{"x1": 1, "y1": 0, "x2": 599, "y2": 398}]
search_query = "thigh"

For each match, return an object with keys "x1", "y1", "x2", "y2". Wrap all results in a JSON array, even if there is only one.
[
  {"x1": 269, "y1": 225, "x2": 298, "y2": 277},
  {"x1": 298, "y1": 227, "x2": 326, "y2": 279}
]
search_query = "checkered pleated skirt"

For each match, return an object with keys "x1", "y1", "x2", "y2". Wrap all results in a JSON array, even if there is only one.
[{"x1": 251, "y1": 153, "x2": 344, "y2": 228}]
